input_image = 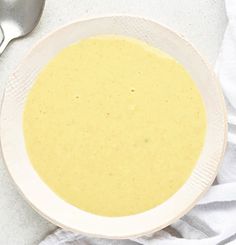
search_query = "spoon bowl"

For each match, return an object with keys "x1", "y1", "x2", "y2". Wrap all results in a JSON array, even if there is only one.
[{"x1": 0, "y1": 0, "x2": 45, "y2": 55}]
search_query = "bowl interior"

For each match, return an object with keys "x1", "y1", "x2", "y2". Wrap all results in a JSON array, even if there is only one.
[{"x1": 0, "y1": 16, "x2": 227, "y2": 238}]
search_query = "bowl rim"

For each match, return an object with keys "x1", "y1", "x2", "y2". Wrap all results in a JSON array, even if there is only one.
[{"x1": 0, "y1": 15, "x2": 228, "y2": 239}]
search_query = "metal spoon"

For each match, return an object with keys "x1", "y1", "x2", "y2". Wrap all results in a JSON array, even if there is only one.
[{"x1": 0, "y1": 0, "x2": 45, "y2": 55}]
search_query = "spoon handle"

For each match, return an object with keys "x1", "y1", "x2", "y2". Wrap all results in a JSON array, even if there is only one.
[{"x1": 0, "y1": 26, "x2": 12, "y2": 55}]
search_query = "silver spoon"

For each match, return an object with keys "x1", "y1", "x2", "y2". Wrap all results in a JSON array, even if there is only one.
[{"x1": 0, "y1": 0, "x2": 45, "y2": 55}]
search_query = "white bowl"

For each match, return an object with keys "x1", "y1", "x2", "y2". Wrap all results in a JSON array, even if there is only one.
[{"x1": 0, "y1": 16, "x2": 227, "y2": 239}]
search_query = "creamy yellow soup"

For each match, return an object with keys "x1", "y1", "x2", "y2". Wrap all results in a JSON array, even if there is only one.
[{"x1": 23, "y1": 36, "x2": 206, "y2": 216}]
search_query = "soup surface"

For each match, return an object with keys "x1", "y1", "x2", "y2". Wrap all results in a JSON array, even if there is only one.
[{"x1": 23, "y1": 36, "x2": 206, "y2": 216}]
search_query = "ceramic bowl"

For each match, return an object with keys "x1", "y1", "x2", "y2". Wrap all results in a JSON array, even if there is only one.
[{"x1": 0, "y1": 16, "x2": 227, "y2": 239}]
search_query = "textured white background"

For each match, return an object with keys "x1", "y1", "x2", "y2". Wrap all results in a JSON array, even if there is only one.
[{"x1": 0, "y1": 1, "x2": 227, "y2": 244}]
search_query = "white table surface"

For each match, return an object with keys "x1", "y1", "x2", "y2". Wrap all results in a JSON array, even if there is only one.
[{"x1": 0, "y1": 0, "x2": 227, "y2": 244}]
